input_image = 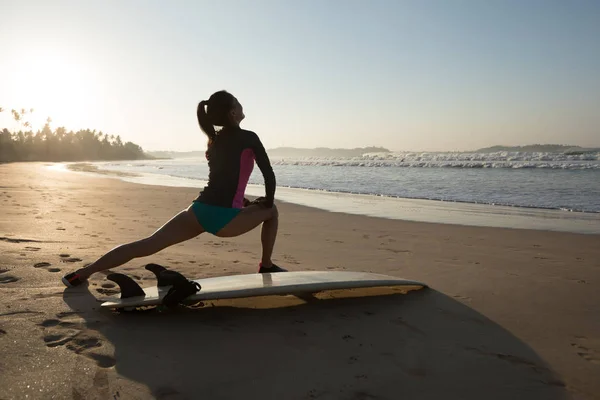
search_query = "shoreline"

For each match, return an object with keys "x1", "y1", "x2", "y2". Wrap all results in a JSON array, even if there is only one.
[{"x1": 63, "y1": 162, "x2": 600, "y2": 235}]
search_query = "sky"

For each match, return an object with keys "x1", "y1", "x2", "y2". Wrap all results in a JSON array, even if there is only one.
[{"x1": 1, "y1": 0, "x2": 599, "y2": 152}]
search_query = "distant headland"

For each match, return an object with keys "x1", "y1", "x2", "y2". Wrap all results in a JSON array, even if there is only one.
[{"x1": 473, "y1": 144, "x2": 600, "y2": 154}]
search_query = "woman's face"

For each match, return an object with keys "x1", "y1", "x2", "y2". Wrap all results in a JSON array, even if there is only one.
[{"x1": 230, "y1": 98, "x2": 245, "y2": 125}]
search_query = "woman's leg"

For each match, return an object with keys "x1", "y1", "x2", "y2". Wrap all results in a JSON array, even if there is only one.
[
  {"x1": 71, "y1": 204, "x2": 205, "y2": 280},
  {"x1": 216, "y1": 203, "x2": 279, "y2": 268}
]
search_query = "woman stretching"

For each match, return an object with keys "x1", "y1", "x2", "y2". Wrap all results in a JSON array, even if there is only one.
[{"x1": 62, "y1": 90, "x2": 287, "y2": 287}]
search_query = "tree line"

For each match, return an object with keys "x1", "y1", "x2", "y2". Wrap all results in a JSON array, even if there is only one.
[{"x1": 0, "y1": 107, "x2": 150, "y2": 162}]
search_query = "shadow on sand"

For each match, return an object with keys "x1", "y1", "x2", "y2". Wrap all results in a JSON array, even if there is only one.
[{"x1": 60, "y1": 284, "x2": 567, "y2": 400}]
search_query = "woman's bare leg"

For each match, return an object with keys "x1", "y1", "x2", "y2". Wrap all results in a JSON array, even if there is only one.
[
  {"x1": 75, "y1": 205, "x2": 205, "y2": 279},
  {"x1": 216, "y1": 203, "x2": 279, "y2": 267}
]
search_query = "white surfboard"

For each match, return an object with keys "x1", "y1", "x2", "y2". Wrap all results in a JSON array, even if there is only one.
[{"x1": 100, "y1": 270, "x2": 427, "y2": 309}]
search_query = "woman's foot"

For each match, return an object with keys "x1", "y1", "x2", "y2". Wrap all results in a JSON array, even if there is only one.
[
  {"x1": 258, "y1": 262, "x2": 288, "y2": 273},
  {"x1": 62, "y1": 271, "x2": 88, "y2": 287}
]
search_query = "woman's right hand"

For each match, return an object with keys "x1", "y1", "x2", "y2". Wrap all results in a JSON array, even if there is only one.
[{"x1": 246, "y1": 196, "x2": 271, "y2": 208}]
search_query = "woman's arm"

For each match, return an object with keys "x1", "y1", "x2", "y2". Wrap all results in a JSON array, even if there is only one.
[{"x1": 249, "y1": 132, "x2": 276, "y2": 207}]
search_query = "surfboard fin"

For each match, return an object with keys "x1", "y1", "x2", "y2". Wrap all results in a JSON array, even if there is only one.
[
  {"x1": 162, "y1": 276, "x2": 202, "y2": 308},
  {"x1": 145, "y1": 263, "x2": 171, "y2": 287},
  {"x1": 107, "y1": 273, "x2": 146, "y2": 299}
]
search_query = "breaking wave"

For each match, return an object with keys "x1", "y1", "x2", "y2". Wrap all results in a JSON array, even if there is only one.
[{"x1": 271, "y1": 151, "x2": 600, "y2": 170}]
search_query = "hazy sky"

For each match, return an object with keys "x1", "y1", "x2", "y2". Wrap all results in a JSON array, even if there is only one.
[{"x1": 1, "y1": 0, "x2": 599, "y2": 152}]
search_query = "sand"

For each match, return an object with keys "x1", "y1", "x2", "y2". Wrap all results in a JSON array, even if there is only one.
[{"x1": 0, "y1": 162, "x2": 598, "y2": 400}]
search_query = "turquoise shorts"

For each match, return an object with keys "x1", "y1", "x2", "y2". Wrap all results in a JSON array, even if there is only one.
[{"x1": 191, "y1": 201, "x2": 242, "y2": 234}]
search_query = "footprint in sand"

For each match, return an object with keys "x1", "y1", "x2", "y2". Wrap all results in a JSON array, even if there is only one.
[
  {"x1": 571, "y1": 337, "x2": 600, "y2": 365},
  {"x1": 34, "y1": 262, "x2": 52, "y2": 268},
  {"x1": 96, "y1": 287, "x2": 121, "y2": 295},
  {"x1": 41, "y1": 314, "x2": 115, "y2": 368},
  {"x1": 379, "y1": 247, "x2": 412, "y2": 254},
  {"x1": 0, "y1": 237, "x2": 42, "y2": 243},
  {"x1": 43, "y1": 332, "x2": 75, "y2": 347},
  {"x1": 32, "y1": 262, "x2": 62, "y2": 273},
  {"x1": 56, "y1": 311, "x2": 78, "y2": 319},
  {"x1": 95, "y1": 282, "x2": 119, "y2": 296},
  {"x1": 452, "y1": 294, "x2": 472, "y2": 302},
  {"x1": 0, "y1": 275, "x2": 19, "y2": 284},
  {"x1": 61, "y1": 257, "x2": 82, "y2": 263}
]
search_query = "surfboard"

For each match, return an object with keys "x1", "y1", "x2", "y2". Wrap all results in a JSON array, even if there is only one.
[{"x1": 100, "y1": 264, "x2": 427, "y2": 309}]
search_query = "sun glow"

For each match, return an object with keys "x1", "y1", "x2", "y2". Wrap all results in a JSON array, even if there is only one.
[{"x1": 7, "y1": 46, "x2": 105, "y2": 132}]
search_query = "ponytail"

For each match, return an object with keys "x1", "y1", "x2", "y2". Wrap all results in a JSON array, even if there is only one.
[
  {"x1": 196, "y1": 91, "x2": 236, "y2": 147},
  {"x1": 197, "y1": 101, "x2": 216, "y2": 146}
]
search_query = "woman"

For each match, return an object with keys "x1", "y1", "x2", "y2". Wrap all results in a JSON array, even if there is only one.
[{"x1": 62, "y1": 90, "x2": 287, "y2": 287}]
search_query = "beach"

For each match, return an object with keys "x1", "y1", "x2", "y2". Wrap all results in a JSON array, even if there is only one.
[{"x1": 0, "y1": 162, "x2": 599, "y2": 399}]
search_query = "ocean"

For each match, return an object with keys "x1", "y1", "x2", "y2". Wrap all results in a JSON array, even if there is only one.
[{"x1": 73, "y1": 150, "x2": 600, "y2": 234}]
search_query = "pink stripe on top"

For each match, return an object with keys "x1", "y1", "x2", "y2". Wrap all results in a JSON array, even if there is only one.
[{"x1": 232, "y1": 148, "x2": 255, "y2": 208}]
